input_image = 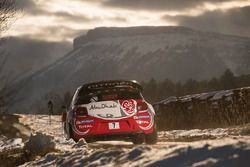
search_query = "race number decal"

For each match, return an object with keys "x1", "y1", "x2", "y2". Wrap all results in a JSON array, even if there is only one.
[
  {"x1": 108, "y1": 122, "x2": 120, "y2": 129},
  {"x1": 120, "y1": 100, "x2": 136, "y2": 115}
]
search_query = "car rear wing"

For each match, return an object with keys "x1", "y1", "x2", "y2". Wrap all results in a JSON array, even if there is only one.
[{"x1": 80, "y1": 80, "x2": 143, "y2": 93}]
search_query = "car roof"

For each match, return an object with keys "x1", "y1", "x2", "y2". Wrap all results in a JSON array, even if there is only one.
[{"x1": 78, "y1": 80, "x2": 143, "y2": 93}]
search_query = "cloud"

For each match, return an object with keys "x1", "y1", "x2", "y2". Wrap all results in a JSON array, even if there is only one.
[
  {"x1": 12, "y1": 0, "x2": 250, "y2": 42},
  {"x1": 15, "y1": 0, "x2": 47, "y2": 17},
  {"x1": 101, "y1": 0, "x2": 233, "y2": 11},
  {"x1": 53, "y1": 11, "x2": 94, "y2": 22},
  {"x1": 17, "y1": 26, "x2": 87, "y2": 42},
  {"x1": 21, "y1": 5, "x2": 88, "y2": 22},
  {"x1": 15, "y1": 0, "x2": 36, "y2": 9},
  {"x1": 15, "y1": 1, "x2": 109, "y2": 24},
  {"x1": 163, "y1": 6, "x2": 250, "y2": 37},
  {"x1": 43, "y1": 26, "x2": 87, "y2": 41},
  {"x1": 6, "y1": 0, "x2": 130, "y2": 42},
  {"x1": 14, "y1": 0, "x2": 92, "y2": 23}
]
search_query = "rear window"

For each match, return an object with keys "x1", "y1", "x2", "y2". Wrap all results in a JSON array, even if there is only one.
[{"x1": 74, "y1": 89, "x2": 142, "y2": 105}]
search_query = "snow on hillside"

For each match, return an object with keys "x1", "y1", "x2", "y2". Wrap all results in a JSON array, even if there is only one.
[
  {"x1": 13, "y1": 115, "x2": 250, "y2": 167},
  {"x1": 93, "y1": 33, "x2": 194, "y2": 55},
  {"x1": 74, "y1": 26, "x2": 250, "y2": 75},
  {"x1": 11, "y1": 26, "x2": 250, "y2": 113}
]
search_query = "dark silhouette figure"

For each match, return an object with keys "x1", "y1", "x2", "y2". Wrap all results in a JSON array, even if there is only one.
[{"x1": 48, "y1": 100, "x2": 53, "y2": 125}]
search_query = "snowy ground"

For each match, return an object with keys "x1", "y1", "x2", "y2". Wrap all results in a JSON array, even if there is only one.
[{"x1": 1, "y1": 114, "x2": 250, "y2": 167}]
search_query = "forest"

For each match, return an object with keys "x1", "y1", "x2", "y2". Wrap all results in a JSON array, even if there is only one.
[
  {"x1": 142, "y1": 69, "x2": 250, "y2": 103},
  {"x1": 45, "y1": 69, "x2": 250, "y2": 117},
  {"x1": 144, "y1": 69, "x2": 250, "y2": 130}
]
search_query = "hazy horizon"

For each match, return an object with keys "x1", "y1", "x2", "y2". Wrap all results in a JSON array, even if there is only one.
[{"x1": 2, "y1": 0, "x2": 250, "y2": 42}]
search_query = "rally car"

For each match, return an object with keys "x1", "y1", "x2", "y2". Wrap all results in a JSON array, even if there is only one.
[{"x1": 62, "y1": 80, "x2": 157, "y2": 144}]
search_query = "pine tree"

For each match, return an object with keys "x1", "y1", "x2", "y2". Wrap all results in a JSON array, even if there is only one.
[{"x1": 220, "y1": 69, "x2": 237, "y2": 89}]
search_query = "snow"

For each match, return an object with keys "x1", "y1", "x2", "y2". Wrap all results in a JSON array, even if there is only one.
[
  {"x1": 71, "y1": 27, "x2": 249, "y2": 71},
  {"x1": 93, "y1": 33, "x2": 195, "y2": 56},
  {"x1": 21, "y1": 138, "x2": 250, "y2": 167},
  {"x1": 160, "y1": 96, "x2": 178, "y2": 105},
  {"x1": 0, "y1": 135, "x2": 23, "y2": 152},
  {"x1": 157, "y1": 89, "x2": 239, "y2": 107},
  {"x1": 14, "y1": 114, "x2": 250, "y2": 167},
  {"x1": 211, "y1": 90, "x2": 233, "y2": 101},
  {"x1": 19, "y1": 114, "x2": 77, "y2": 152}
]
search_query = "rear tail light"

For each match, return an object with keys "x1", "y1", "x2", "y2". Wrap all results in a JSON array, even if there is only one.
[
  {"x1": 74, "y1": 107, "x2": 88, "y2": 116},
  {"x1": 137, "y1": 102, "x2": 148, "y2": 111}
]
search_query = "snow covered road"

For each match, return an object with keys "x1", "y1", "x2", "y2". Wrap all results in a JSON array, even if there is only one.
[{"x1": 17, "y1": 115, "x2": 250, "y2": 167}]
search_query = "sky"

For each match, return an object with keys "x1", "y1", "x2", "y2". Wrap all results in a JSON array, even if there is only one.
[{"x1": 4, "y1": 0, "x2": 250, "y2": 42}]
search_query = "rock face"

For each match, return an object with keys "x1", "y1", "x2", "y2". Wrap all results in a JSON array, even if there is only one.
[{"x1": 12, "y1": 26, "x2": 250, "y2": 113}]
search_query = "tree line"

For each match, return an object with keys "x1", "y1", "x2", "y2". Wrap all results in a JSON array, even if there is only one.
[
  {"x1": 141, "y1": 69, "x2": 250, "y2": 103},
  {"x1": 38, "y1": 69, "x2": 250, "y2": 115}
]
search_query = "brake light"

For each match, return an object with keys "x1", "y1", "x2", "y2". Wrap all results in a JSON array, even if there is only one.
[
  {"x1": 137, "y1": 102, "x2": 148, "y2": 111},
  {"x1": 74, "y1": 107, "x2": 88, "y2": 116}
]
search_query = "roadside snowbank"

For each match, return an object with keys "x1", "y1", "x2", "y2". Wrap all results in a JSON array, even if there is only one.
[
  {"x1": 0, "y1": 132, "x2": 57, "y2": 167},
  {"x1": 18, "y1": 114, "x2": 250, "y2": 167},
  {"x1": 0, "y1": 135, "x2": 23, "y2": 152},
  {"x1": 158, "y1": 124, "x2": 250, "y2": 142},
  {"x1": 21, "y1": 138, "x2": 250, "y2": 167}
]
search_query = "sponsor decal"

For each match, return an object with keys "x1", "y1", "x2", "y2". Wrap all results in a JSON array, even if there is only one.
[
  {"x1": 120, "y1": 100, "x2": 135, "y2": 114},
  {"x1": 87, "y1": 101, "x2": 126, "y2": 119},
  {"x1": 72, "y1": 119, "x2": 90, "y2": 135},
  {"x1": 78, "y1": 124, "x2": 93, "y2": 129},
  {"x1": 138, "y1": 111, "x2": 154, "y2": 130},
  {"x1": 138, "y1": 115, "x2": 150, "y2": 119},
  {"x1": 136, "y1": 120, "x2": 150, "y2": 124},
  {"x1": 76, "y1": 120, "x2": 94, "y2": 125},
  {"x1": 85, "y1": 100, "x2": 136, "y2": 120},
  {"x1": 89, "y1": 103, "x2": 117, "y2": 110}
]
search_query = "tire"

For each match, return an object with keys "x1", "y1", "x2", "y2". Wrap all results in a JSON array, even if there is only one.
[
  {"x1": 63, "y1": 122, "x2": 69, "y2": 139},
  {"x1": 132, "y1": 135, "x2": 144, "y2": 144},
  {"x1": 145, "y1": 126, "x2": 157, "y2": 144},
  {"x1": 69, "y1": 124, "x2": 79, "y2": 143},
  {"x1": 85, "y1": 137, "x2": 95, "y2": 143}
]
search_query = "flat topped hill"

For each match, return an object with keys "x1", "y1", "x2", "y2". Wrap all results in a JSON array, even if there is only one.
[{"x1": 12, "y1": 26, "x2": 250, "y2": 112}]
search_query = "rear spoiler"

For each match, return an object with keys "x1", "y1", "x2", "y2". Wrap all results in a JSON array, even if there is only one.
[{"x1": 80, "y1": 80, "x2": 143, "y2": 93}]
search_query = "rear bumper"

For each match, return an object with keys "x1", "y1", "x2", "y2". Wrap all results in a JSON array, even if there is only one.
[{"x1": 72, "y1": 115, "x2": 154, "y2": 139}]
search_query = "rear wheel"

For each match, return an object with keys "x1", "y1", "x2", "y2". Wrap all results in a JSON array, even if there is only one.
[
  {"x1": 132, "y1": 134, "x2": 144, "y2": 144},
  {"x1": 85, "y1": 137, "x2": 96, "y2": 143},
  {"x1": 69, "y1": 124, "x2": 79, "y2": 143},
  {"x1": 145, "y1": 126, "x2": 157, "y2": 144}
]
